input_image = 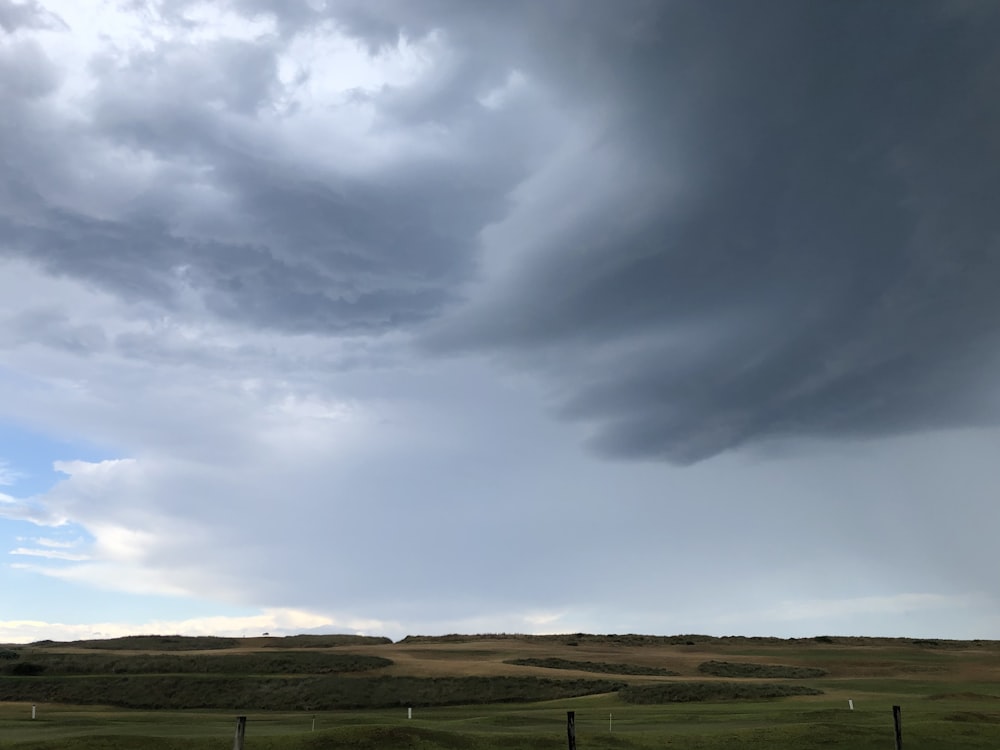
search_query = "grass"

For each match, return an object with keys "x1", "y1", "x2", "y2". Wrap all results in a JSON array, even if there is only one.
[
  {"x1": 3, "y1": 633, "x2": 1000, "y2": 748},
  {"x1": 504, "y1": 658, "x2": 679, "y2": 676},
  {"x1": 4, "y1": 693, "x2": 1000, "y2": 750}
]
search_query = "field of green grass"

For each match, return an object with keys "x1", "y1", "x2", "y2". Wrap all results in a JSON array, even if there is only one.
[{"x1": 2, "y1": 633, "x2": 1000, "y2": 748}]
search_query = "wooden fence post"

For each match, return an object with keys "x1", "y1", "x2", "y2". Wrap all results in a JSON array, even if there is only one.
[
  {"x1": 233, "y1": 715, "x2": 247, "y2": 750},
  {"x1": 892, "y1": 705, "x2": 902, "y2": 750},
  {"x1": 566, "y1": 711, "x2": 576, "y2": 750}
]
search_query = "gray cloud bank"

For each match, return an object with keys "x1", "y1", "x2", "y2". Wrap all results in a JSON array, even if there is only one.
[
  {"x1": 0, "y1": 0, "x2": 64, "y2": 33},
  {"x1": 423, "y1": 0, "x2": 1000, "y2": 462},
  {"x1": 2, "y1": 0, "x2": 999, "y2": 463}
]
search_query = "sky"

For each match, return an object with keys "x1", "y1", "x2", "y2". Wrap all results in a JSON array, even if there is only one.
[{"x1": 1, "y1": 0, "x2": 1000, "y2": 644}]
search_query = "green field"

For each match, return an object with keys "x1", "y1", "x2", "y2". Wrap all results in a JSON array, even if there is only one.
[{"x1": 2, "y1": 633, "x2": 1000, "y2": 748}]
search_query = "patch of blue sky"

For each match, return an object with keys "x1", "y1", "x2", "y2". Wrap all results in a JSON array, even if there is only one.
[
  {"x1": 0, "y1": 420, "x2": 120, "y2": 626},
  {"x1": 6, "y1": 524, "x2": 94, "y2": 564},
  {"x1": 0, "y1": 420, "x2": 117, "y2": 497}
]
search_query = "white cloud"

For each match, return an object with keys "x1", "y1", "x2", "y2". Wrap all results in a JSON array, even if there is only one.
[
  {"x1": 0, "y1": 495, "x2": 69, "y2": 526},
  {"x1": 477, "y1": 68, "x2": 527, "y2": 110},
  {"x1": 27, "y1": 536, "x2": 82, "y2": 549},
  {"x1": 13, "y1": 560, "x2": 197, "y2": 598},
  {"x1": 0, "y1": 0, "x2": 998, "y2": 645},
  {"x1": 0, "y1": 461, "x2": 22, "y2": 486},
  {"x1": 9, "y1": 546, "x2": 89, "y2": 561}
]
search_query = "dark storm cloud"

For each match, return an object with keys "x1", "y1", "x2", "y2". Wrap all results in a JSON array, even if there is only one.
[
  {"x1": 410, "y1": 0, "x2": 1000, "y2": 462},
  {"x1": 3, "y1": 0, "x2": 999, "y2": 463}
]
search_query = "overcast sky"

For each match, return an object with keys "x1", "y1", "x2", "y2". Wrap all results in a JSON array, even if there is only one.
[{"x1": 1, "y1": 0, "x2": 1000, "y2": 644}]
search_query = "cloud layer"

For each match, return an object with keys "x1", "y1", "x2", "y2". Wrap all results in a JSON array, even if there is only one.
[{"x1": 1, "y1": 0, "x2": 999, "y2": 638}]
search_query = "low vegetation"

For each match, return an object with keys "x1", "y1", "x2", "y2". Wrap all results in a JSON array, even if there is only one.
[
  {"x1": 399, "y1": 633, "x2": 719, "y2": 647},
  {"x1": 697, "y1": 660, "x2": 828, "y2": 679},
  {"x1": 505, "y1": 657, "x2": 678, "y2": 676},
  {"x1": 620, "y1": 681, "x2": 824, "y2": 703},
  {"x1": 255, "y1": 635, "x2": 393, "y2": 648},
  {"x1": 2, "y1": 632, "x2": 1000, "y2": 749},
  {"x1": 0, "y1": 674, "x2": 624, "y2": 710},
  {"x1": 0, "y1": 651, "x2": 392, "y2": 676},
  {"x1": 29, "y1": 636, "x2": 243, "y2": 651},
  {"x1": 27, "y1": 634, "x2": 391, "y2": 651}
]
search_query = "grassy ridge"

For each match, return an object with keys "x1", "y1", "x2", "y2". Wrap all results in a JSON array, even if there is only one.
[
  {"x1": 259, "y1": 635, "x2": 393, "y2": 649},
  {"x1": 0, "y1": 675, "x2": 624, "y2": 710},
  {"x1": 28, "y1": 636, "x2": 242, "y2": 651},
  {"x1": 25, "y1": 634, "x2": 391, "y2": 651},
  {"x1": 504, "y1": 657, "x2": 678, "y2": 676},
  {"x1": 620, "y1": 681, "x2": 824, "y2": 703},
  {"x1": 1, "y1": 652, "x2": 392, "y2": 676},
  {"x1": 697, "y1": 660, "x2": 828, "y2": 679},
  {"x1": 399, "y1": 633, "x2": 716, "y2": 646},
  {"x1": 398, "y1": 633, "x2": 1000, "y2": 648}
]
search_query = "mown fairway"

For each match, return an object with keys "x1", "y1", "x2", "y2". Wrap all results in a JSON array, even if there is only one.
[{"x1": 2, "y1": 633, "x2": 1000, "y2": 748}]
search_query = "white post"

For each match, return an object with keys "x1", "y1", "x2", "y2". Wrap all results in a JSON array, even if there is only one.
[
  {"x1": 312, "y1": 716, "x2": 316, "y2": 732},
  {"x1": 233, "y1": 716, "x2": 247, "y2": 750},
  {"x1": 609, "y1": 713, "x2": 613, "y2": 733},
  {"x1": 32, "y1": 705, "x2": 36, "y2": 720},
  {"x1": 408, "y1": 707, "x2": 412, "y2": 720},
  {"x1": 848, "y1": 699, "x2": 854, "y2": 710}
]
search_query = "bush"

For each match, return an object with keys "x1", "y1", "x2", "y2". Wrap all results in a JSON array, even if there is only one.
[
  {"x1": 620, "y1": 682, "x2": 823, "y2": 704},
  {"x1": 9, "y1": 662, "x2": 45, "y2": 676},
  {"x1": 3, "y1": 651, "x2": 392, "y2": 676},
  {"x1": 0, "y1": 674, "x2": 625, "y2": 710},
  {"x1": 258, "y1": 634, "x2": 392, "y2": 648},
  {"x1": 697, "y1": 660, "x2": 827, "y2": 679}
]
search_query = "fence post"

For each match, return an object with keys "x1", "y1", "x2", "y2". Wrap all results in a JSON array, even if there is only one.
[
  {"x1": 892, "y1": 705, "x2": 902, "y2": 750},
  {"x1": 566, "y1": 711, "x2": 576, "y2": 750},
  {"x1": 233, "y1": 715, "x2": 247, "y2": 750}
]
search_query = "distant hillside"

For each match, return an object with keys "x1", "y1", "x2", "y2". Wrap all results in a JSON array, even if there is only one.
[
  {"x1": 2, "y1": 632, "x2": 997, "y2": 712},
  {"x1": 397, "y1": 633, "x2": 997, "y2": 648},
  {"x1": 25, "y1": 633, "x2": 392, "y2": 651}
]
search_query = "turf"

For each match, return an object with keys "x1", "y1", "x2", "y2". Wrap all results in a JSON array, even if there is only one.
[{"x1": 2, "y1": 633, "x2": 1000, "y2": 748}]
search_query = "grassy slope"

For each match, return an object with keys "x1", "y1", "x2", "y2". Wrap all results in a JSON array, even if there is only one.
[{"x1": 2, "y1": 634, "x2": 1000, "y2": 748}]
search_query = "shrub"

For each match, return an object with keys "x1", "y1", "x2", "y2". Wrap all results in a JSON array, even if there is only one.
[
  {"x1": 3, "y1": 651, "x2": 392, "y2": 676},
  {"x1": 0, "y1": 674, "x2": 625, "y2": 710},
  {"x1": 10, "y1": 662, "x2": 45, "y2": 676},
  {"x1": 260, "y1": 634, "x2": 392, "y2": 648},
  {"x1": 697, "y1": 660, "x2": 827, "y2": 679},
  {"x1": 620, "y1": 682, "x2": 822, "y2": 704}
]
